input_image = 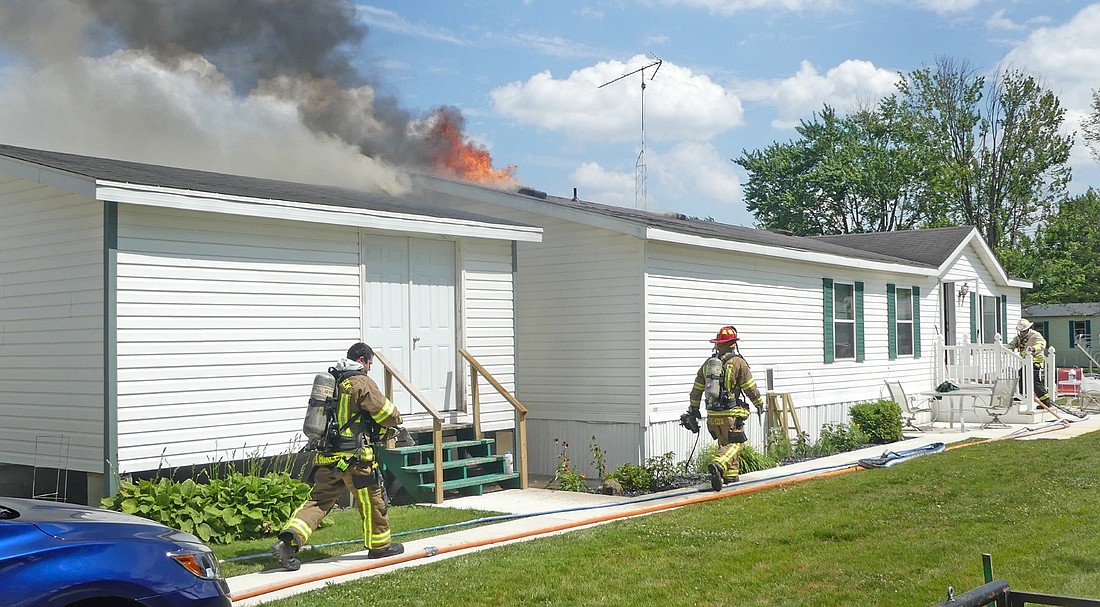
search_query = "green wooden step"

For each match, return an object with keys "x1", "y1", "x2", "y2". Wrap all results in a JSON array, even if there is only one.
[
  {"x1": 400, "y1": 455, "x2": 501, "y2": 474},
  {"x1": 418, "y1": 472, "x2": 520, "y2": 493},
  {"x1": 382, "y1": 438, "x2": 494, "y2": 456}
]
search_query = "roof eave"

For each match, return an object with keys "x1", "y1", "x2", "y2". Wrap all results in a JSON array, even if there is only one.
[{"x1": 96, "y1": 180, "x2": 543, "y2": 242}]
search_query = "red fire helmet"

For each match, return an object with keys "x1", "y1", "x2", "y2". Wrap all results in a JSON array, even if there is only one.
[{"x1": 709, "y1": 325, "x2": 739, "y2": 344}]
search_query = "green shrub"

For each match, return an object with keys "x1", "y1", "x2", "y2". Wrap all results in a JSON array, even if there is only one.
[
  {"x1": 692, "y1": 443, "x2": 719, "y2": 474},
  {"x1": 607, "y1": 462, "x2": 652, "y2": 493},
  {"x1": 849, "y1": 399, "x2": 903, "y2": 444},
  {"x1": 736, "y1": 444, "x2": 777, "y2": 473},
  {"x1": 101, "y1": 471, "x2": 310, "y2": 544},
  {"x1": 644, "y1": 452, "x2": 679, "y2": 491},
  {"x1": 815, "y1": 422, "x2": 870, "y2": 455}
]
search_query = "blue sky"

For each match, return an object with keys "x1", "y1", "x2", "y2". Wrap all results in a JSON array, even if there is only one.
[
  {"x1": 0, "y1": 1, "x2": 1097, "y2": 228},
  {"x1": 354, "y1": 1, "x2": 1100, "y2": 225}
]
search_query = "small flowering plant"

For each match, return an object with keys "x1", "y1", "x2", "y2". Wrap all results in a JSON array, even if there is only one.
[{"x1": 549, "y1": 438, "x2": 588, "y2": 492}]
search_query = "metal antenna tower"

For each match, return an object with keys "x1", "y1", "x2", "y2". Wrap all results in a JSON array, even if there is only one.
[{"x1": 599, "y1": 53, "x2": 662, "y2": 210}]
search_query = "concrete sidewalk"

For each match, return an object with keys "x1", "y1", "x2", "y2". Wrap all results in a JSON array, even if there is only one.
[{"x1": 227, "y1": 414, "x2": 1099, "y2": 605}]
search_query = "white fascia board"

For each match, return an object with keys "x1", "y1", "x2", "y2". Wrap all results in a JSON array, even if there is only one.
[
  {"x1": 936, "y1": 229, "x2": 1029, "y2": 288},
  {"x1": 647, "y1": 227, "x2": 938, "y2": 276},
  {"x1": 95, "y1": 181, "x2": 542, "y2": 243},
  {"x1": 0, "y1": 157, "x2": 97, "y2": 198}
]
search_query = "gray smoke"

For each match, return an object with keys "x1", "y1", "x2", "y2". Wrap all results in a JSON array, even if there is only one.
[{"x1": 0, "y1": 0, "x2": 480, "y2": 192}]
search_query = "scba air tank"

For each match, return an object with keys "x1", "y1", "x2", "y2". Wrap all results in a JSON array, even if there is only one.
[
  {"x1": 303, "y1": 372, "x2": 336, "y2": 441},
  {"x1": 704, "y1": 355, "x2": 723, "y2": 402}
]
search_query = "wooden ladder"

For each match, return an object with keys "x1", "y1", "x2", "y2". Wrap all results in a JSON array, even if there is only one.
[{"x1": 765, "y1": 392, "x2": 802, "y2": 441}]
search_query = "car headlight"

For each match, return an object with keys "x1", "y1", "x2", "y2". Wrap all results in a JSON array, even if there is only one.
[{"x1": 169, "y1": 546, "x2": 223, "y2": 581}]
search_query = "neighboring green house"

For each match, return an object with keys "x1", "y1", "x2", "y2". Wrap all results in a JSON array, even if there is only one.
[{"x1": 1022, "y1": 303, "x2": 1100, "y2": 371}]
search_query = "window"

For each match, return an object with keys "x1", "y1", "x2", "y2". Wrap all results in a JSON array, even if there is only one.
[
  {"x1": 834, "y1": 283, "x2": 855, "y2": 360},
  {"x1": 823, "y1": 278, "x2": 863, "y2": 363},
  {"x1": 1070, "y1": 320, "x2": 1091, "y2": 349},
  {"x1": 980, "y1": 295, "x2": 1002, "y2": 344},
  {"x1": 896, "y1": 287, "x2": 914, "y2": 356},
  {"x1": 887, "y1": 283, "x2": 921, "y2": 360}
]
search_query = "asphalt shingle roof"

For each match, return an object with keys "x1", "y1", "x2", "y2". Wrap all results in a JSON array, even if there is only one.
[
  {"x1": 1023, "y1": 303, "x2": 1100, "y2": 317},
  {"x1": 0, "y1": 144, "x2": 526, "y2": 227}
]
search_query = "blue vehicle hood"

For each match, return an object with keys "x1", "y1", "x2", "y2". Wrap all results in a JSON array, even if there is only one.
[{"x1": 1, "y1": 497, "x2": 200, "y2": 544}]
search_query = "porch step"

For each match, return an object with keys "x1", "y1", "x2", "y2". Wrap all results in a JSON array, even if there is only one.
[{"x1": 376, "y1": 425, "x2": 519, "y2": 503}]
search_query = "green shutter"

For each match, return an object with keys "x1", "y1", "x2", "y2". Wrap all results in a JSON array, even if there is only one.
[
  {"x1": 823, "y1": 278, "x2": 834, "y2": 364},
  {"x1": 1000, "y1": 295, "x2": 1008, "y2": 343},
  {"x1": 1070, "y1": 321, "x2": 1077, "y2": 348},
  {"x1": 970, "y1": 293, "x2": 978, "y2": 343},
  {"x1": 855, "y1": 281, "x2": 865, "y2": 362},
  {"x1": 886, "y1": 283, "x2": 897, "y2": 360},
  {"x1": 913, "y1": 285, "x2": 921, "y2": 358}
]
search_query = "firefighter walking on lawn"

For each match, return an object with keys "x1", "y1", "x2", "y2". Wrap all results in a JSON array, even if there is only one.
[
  {"x1": 686, "y1": 325, "x2": 766, "y2": 492},
  {"x1": 271, "y1": 342, "x2": 404, "y2": 571}
]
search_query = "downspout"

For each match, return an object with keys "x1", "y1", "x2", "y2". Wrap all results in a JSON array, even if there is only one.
[{"x1": 102, "y1": 202, "x2": 119, "y2": 498}]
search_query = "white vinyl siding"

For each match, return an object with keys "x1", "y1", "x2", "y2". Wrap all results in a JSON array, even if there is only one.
[
  {"x1": 515, "y1": 219, "x2": 644, "y2": 426},
  {"x1": 460, "y1": 239, "x2": 520, "y2": 430},
  {"x1": 115, "y1": 205, "x2": 362, "y2": 472},
  {"x1": 0, "y1": 178, "x2": 104, "y2": 473}
]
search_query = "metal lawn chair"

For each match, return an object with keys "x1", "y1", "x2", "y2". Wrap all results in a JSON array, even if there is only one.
[
  {"x1": 885, "y1": 380, "x2": 934, "y2": 431},
  {"x1": 973, "y1": 378, "x2": 1014, "y2": 428}
]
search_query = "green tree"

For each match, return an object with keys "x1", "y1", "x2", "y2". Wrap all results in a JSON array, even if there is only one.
[
  {"x1": 735, "y1": 105, "x2": 936, "y2": 235},
  {"x1": 1002, "y1": 189, "x2": 1100, "y2": 305},
  {"x1": 893, "y1": 58, "x2": 1072, "y2": 251},
  {"x1": 1083, "y1": 89, "x2": 1100, "y2": 164}
]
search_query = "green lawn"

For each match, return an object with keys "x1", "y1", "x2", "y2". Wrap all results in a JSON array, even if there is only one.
[
  {"x1": 213, "y1": 505, "x2": 504, "y2": 577},
  {"x1": 248, "y1": 430, "x2": 1100, "y2": 606}
]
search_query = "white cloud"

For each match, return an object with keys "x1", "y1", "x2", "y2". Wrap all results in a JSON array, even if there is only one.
[
  {"x1": 490, "y1": 55, "x2": 743, "y2": 143},
  {"x1": 915, "y1": 0, "x2": 981, "y2": 15},
  {"x1": 356, "y1": 5, "x2": 466, "y2": 45},
  {"x1": 570, "y1": 162, "x2": 634, "y2": 206},
  {"x1": 739, "y1": 59, "x2": 900, "y2": 128},
  {"x1": 568, "y1": 142, "x2": 744, "y2": 219},
  {"x1": 1003, "y1": 3, "x2": 1100, "y2": 192},
  {"x1": 986, "y1": 8, "x2": 1020, "y2": 31},
  {"x1": 651, "y1": 142, "x2": 743, "y2": 209},
  {"x1": 658, "y1": 0, "x2": 838, "y2": 16}
]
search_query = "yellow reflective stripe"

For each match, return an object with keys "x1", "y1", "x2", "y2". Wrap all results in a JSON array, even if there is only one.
[
  {"x1": 741, "y1": 377, "x2": 757, "y2": 390},
  {"x1": 284, "y1": 517, "x2": 312, "y2": 545},
  {"x1": 372, "y1": 529, "x2": 391, "y2": 546},
  {"x1": 371, "y1": 398, "x2": 397, "y2": 425},
  {"x1": 356, "y1": 486, "x2": 372, "y2": 548},
  {"x1": 337, "y1": 381, "x2": 353, "y2": 438},
  {"x1": 314, "y1": 454, "x2": 340, "y2": 465}
]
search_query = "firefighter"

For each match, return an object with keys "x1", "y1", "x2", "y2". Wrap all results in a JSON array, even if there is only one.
[
  {"x1": 1009, "y1": 319, "x2": 1055, "y2": 408},
  {"x1": 686, "y1": 325, "x2": 765, "y2": 492},
  {"x1": 271, "y1": 342, "x2": 404, "y2": 570}
]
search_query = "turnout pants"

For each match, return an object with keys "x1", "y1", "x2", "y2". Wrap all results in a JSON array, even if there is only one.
[
  {"x1": 1018, "y1": 365, "x2": 1054, "y2": 407},
  {"x1": 282, "y1": 459, "x2": 392, "y2": 550},
  {"x1": 707, "y1": 414, "x2": 746, "y2": 481}
]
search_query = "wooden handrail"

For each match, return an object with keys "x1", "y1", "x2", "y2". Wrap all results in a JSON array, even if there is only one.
[
  {"x1": 372, "y1": 352, "x2": 445, "y2": 504},
  {"x1": 459, "y1": 348, "x2": 528, "y2": 489}
]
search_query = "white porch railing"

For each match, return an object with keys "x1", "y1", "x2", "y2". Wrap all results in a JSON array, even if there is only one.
[{"x1": 932, "y1": 337, "x2": 1035, "y2": 404}]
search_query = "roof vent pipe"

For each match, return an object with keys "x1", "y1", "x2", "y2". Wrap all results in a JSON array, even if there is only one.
[{"x1": 572, "y1": 188, "x2": 579, "y2": 202}]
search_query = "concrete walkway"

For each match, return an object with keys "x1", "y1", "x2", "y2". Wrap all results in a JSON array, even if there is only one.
[{"x1": 227, "y1": 413, "x2": 1100, "y2": 605}]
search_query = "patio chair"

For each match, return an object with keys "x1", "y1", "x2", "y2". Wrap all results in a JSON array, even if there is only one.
[
  {"x1": 885, "y1": 380, "x2": 934, "y2": 431},
  {"x1": 973, "y1": 378, "x2": 1014, "y2": 429}
]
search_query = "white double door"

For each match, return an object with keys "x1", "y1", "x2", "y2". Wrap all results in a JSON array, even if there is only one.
[{"x1": 363, "y1": 235, "x2": 456, "y2": 415}]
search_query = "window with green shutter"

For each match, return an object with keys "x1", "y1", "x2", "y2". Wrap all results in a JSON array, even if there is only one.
[{"x1": 824, "y1": 278, "x2": 862, "y2": 362}]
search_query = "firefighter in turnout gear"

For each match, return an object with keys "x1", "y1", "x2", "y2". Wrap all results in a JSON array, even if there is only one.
[
  {"x1": 271, "y1": 342, "x2": 404, "y2": 570},
  {"x1": 1009, "y1": 318, "x2": 1055, "y2": 408},
  {"x1": 686, "y1": 325, "x2": 765, "y2": 492}
]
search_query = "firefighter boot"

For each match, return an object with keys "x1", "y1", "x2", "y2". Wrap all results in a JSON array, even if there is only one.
[
  {"x1": 708, "y1": 462, "x2": 724, "y2": 492},
  {"x1": 368, "y1": 542, "x2": 405, "y2": 559},
  {"x1": 271, "y1": 532, "x2": 302, "y2": 571}
]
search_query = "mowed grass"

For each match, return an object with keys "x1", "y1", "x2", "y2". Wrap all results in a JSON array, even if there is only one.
[
  {"x1": 213, "y1": 505, "x2": 504, "y2": 577},
  {"x1": 254, "y1": 431, "x2": 1100, "y2": 607}
]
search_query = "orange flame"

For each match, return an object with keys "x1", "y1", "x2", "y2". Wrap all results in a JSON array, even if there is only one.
[{"x1": 424, "y1": 107, "x2": 517, "y2": 186}]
